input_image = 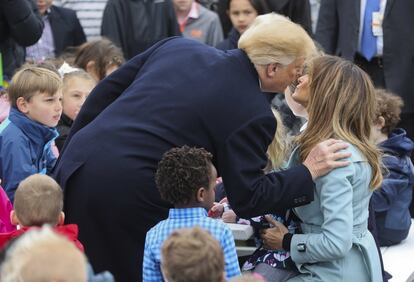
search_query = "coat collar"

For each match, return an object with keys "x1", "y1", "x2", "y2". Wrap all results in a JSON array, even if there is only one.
[{"x1": 9, "y1": 107, "x2": 58, "y2": 145}]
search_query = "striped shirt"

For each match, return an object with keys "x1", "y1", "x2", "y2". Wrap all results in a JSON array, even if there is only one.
[
  {"x1": 54, "y1": 0, "x2": 107, "y2": 40},
  {"x1": 143, "y1": 207, "x2": 241, "y2": 281}
]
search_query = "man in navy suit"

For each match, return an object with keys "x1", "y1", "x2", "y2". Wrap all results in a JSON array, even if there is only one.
[
  {"x1": 54, "y1": 14, "x2": 350, "y2": 282},
  {"x1": 26, "y1": 0, "x2": 86, "y2": 61}
]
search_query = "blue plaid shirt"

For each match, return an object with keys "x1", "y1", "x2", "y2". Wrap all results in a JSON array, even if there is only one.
[{"x1": 143, "y1": 207, "x2": 241, "y2": 281}]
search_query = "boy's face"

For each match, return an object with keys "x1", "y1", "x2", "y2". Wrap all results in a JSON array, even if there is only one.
[{"x1": 21, "y1": 91, "x2": 63, "y2": 127}]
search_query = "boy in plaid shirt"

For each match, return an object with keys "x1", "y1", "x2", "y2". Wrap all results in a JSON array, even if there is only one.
[{"x1": 143, "y1": 146, "x2": 240, "y2": 282}]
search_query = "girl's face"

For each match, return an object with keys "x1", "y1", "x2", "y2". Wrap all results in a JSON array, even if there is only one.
[
  {"x1": 62, "y1": 77, "x2": 96, "y2": 121},
  {"x1": 292, "y1": 74, "x2": 310, "y2": 108},
  {"x1": 228, "y1": 0, "x2": 258, "y2": 34}
]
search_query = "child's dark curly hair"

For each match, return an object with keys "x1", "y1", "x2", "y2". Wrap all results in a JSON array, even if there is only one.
[
  {"x1": 155, "y1": 146, "x2": 213, "y2": 205},
  {"x1": 374, "y1": 89, "x2": 404, "y2": 135}
]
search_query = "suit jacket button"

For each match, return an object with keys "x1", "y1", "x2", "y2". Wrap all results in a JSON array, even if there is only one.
[{"x1": 297, "y1": 243, "x2": 306, "y2": 252}]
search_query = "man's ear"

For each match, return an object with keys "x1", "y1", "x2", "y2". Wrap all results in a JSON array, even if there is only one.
[
  {"x1": 16, "y1": 97, "x2": 29, "y2": 113},
  {"x1": 266, "y1": 63, "x2": 278, "y2": 77},
  {"x1": 57, "y1": 211, "x2": 65, "y2": 226},
  {"x1": 10, "y1": 210, "x2": 20, "y2": 226}
]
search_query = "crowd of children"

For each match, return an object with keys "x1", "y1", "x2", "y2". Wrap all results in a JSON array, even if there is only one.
[{"x1": 0, "y1": 3, "x2": 413, "y2": 282}]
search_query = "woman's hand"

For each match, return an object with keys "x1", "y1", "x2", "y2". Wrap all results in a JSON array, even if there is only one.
[{"x1": 260, "y1": 215, "x2": 289, "y2": 250}]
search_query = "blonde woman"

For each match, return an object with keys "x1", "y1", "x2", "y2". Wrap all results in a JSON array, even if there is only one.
[{"x1": 261, "y1": 55, "x2": 383, "y2": 281}]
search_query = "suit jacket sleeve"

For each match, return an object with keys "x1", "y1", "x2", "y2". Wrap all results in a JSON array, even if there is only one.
[
  {"x1": 2, "y1": 0, "x2": 43, "y2": 46},
  {"x1": 101, "y1": 0, "x2": 123, "y2": 50},
  {"x1": 166, "y1": 0, "x2": 181, "y2": 36},
  {"x1": 208, "y1": 14, "x2": 224, "y2": 47},
  {"x1": 71, "y1": 10, "x2": 86, "y2": 46},
  {"x1": 217, "y1": 114, "x2": 314, "y2": 218},
  {"x1": 315, "y1": 0, "x2": 338, "y2": 54},
  {"x1": 290, "y1": 161, "x2": 354, "y2": 263}
]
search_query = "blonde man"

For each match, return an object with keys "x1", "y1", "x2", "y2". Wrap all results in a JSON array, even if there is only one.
[
  {"x1": 161, "y1": 227, "x2": 226, "y2": 282},
  {"x1": 54, "y1": 13, "x2": 351, "y2": 281}
]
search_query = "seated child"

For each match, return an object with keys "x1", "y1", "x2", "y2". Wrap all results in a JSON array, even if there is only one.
[
  {"x1": 0, "y1": 66, "x2": 62, "y2": 202},
  {"x1": 161, "y1": 227, "x2": 225, "y2": 282},
  {"x1": 0, "y1": 226, "x2": 114, "y2": 282},
  {"x1": 0, "y1": 174, "x2": 83, "y2": 251},
  {"x1": 371, "y1": 89, "x2": 414, "y2": 246},
  {"x1": 56, "y1": 63, "x2": 96, "y2": 151},
  {"x1": 143, "y1": 146, "x2": 240, "y2": 281},
  {"x1": 211, "y1": 109, "x2": 299, "y2": 281}
]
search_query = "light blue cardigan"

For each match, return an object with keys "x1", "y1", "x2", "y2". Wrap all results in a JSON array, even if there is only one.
[{"x1": 287, "y1": 144, "x2": 382, "y2": 282}]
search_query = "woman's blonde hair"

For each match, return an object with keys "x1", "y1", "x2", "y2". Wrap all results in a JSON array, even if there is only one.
[
  {"x1": 238, "y1": 13, "x2": 316, "y2": 66},
  {"x1": 297, "y1": 55, "x2": 382, "y2": 189},
  {"x1": 7, "y1": 66, "x2": 62, "y2": 107},
  {"x1": 267, "y1": 108, "x2": 289, "y2": 170}
]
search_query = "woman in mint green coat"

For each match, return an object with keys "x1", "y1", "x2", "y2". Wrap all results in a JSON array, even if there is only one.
[{"x1": 262, "y1": 55, "x2": 383, "y2": 281}]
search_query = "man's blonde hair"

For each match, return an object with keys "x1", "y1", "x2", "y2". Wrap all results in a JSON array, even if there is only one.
[
  {"x1": 0, "y1": 227, "x2": 87, "y2": 282},
  {"x1": 161, "y1": 227, "x2": 225, "y2": 282},
  {"x1": 7, "y1": 66, "x2": 62, "y2": 107},
  {"x1": 238, "y1": 13, "x2": 316, "y2": 66},
  {"x1": 14, "y1": 174, "x2": 63, "y2": 226}
]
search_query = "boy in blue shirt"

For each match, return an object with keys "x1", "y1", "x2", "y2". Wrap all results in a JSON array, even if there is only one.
[
  {"x1": 143, "y1": 146, "x2": 240, "y2": 281},
  {"x1": 0, "y1": 66, "x2": 62, "y2": 202}
]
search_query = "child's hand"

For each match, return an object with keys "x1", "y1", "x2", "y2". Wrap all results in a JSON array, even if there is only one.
[
  {"x1": 260, "y1": 215, "x2": 289, "y2": 250},
  {"x1": 208, "y1": 203, "x2": 224, "y2": 218},
  {"x1": 222, "y1": 210, "x2": 237, "y2": 223}
]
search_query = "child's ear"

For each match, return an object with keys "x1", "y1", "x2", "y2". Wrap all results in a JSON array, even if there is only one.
[
  {"x1": 377, "y1": 116, "x2": 386, "y2": 128},
  {"x1": 221, "y1": 272, "x2": 226, "y2": 282},
  {"x1": 10, "y1": 210, "x2": 20, "y2": 226},
  {"x1": 16, "y1": 97, "x2": 29, "y2": 114},
  {"x1": 57, "y1": 211, "x2": 65, "y2": 226},
  {"x1": 196, "y1": 187, "x2": 206, "y2": 203}
]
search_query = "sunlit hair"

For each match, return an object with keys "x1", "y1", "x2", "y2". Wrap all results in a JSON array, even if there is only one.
[
  {"x1": 238, "y1": 13, "x2": 316, "y2": 66},
  {"x1": 373, "y1": 89, "x2": 404, "y2": 135},
  {"x1": 161, "y1": 227, "x2": 224, "y2": 282},
  {"x1": 14, "y1": 174, "x2": 63, "y2": 226},
  {"x1": 267, "y1": 108, "x2": 288, "y2": 170},
  {"x1": 62, "y1": 70, "x2": 96, "y2": 93},
  {"x1": 297, "y1": 55, "x2": 382, "y2": 189},
  {"x1": 7, "y1": 66, "x2": 62, "y2": 107}
]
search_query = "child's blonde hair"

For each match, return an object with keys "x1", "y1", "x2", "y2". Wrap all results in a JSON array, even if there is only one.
[
  {"x1": 161, "y1": 227, "x2": 225, "y2": 282},
  {"x1": 267, "y1": 108, "x2": 289, "y2": 170},
  {"x1": 0, "y1": 227, "x2": 87, "y2": 282},
  {"x1": 7, "y1": 66, "x2": 62, "y2": 107},
  {"x1": 374, "y1": 89, "x2": 404, "y2": 135},
  {"x1": 14, "y1": 174, "x2": 63, "y2": 227}
]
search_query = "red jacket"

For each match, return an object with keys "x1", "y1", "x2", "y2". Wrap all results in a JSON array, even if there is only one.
[{"x1": 0, "y1": 224, "x2": 84, "y2": 252}]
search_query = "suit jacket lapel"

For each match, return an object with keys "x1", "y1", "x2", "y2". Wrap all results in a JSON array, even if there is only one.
[
  {"x1": 384, "y1": 0, "x2": 395, "y2": 19},
  {"x1": 48, "y1": 7, "x2": 63, "y2": 55}
]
